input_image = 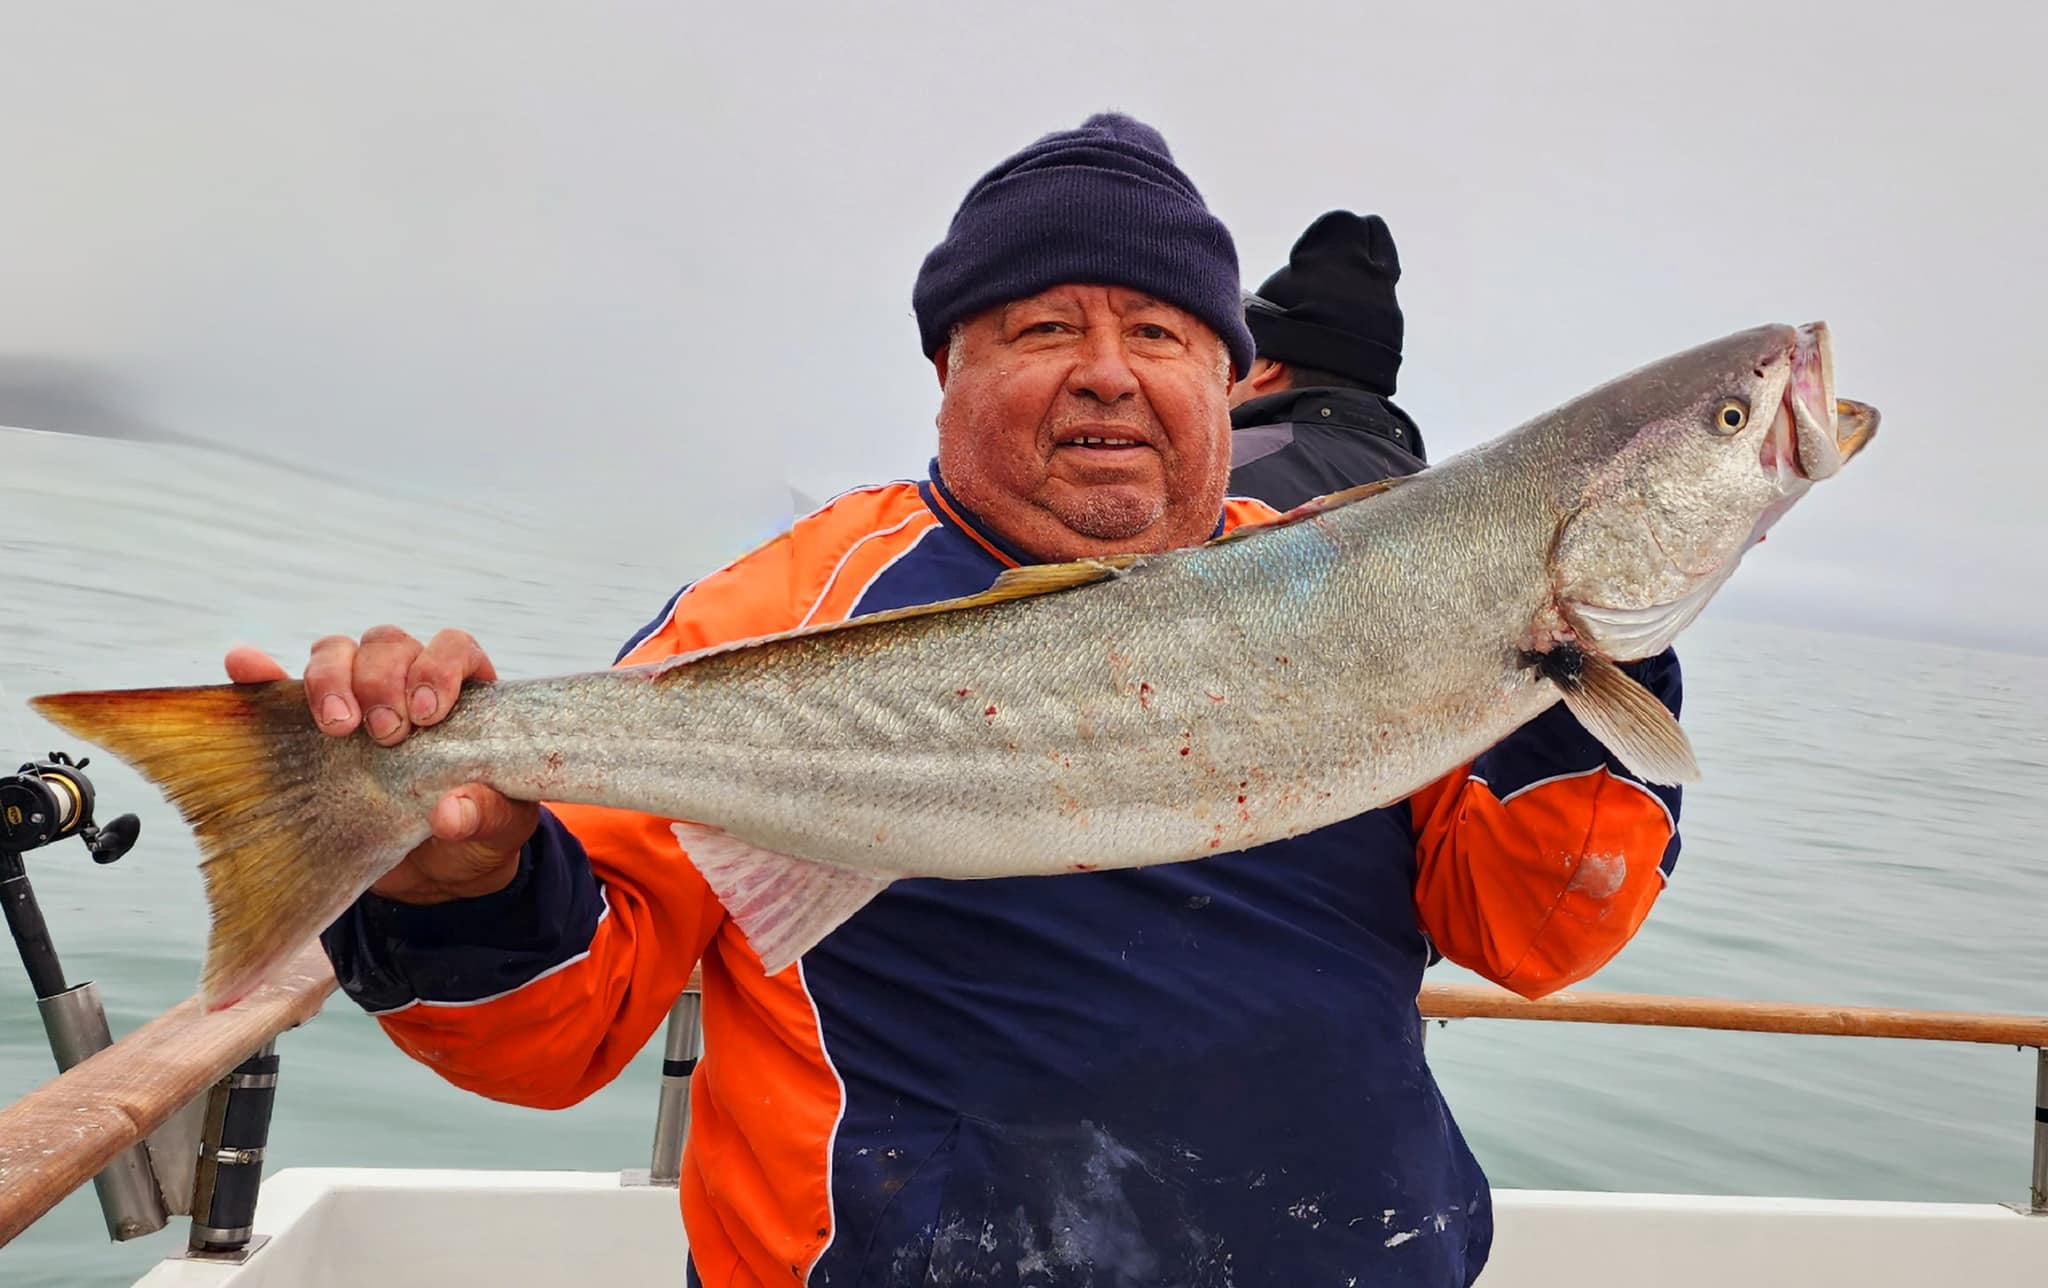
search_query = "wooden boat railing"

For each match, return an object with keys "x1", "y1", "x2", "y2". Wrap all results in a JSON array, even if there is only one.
[
  {"x1": 0, "y1": 942, "x2": 336, "y2": 1248},
  {"x1": 1416, "y1": 982, "x2": 2048, "y2": 1048},
  {"x1": 2, "y1": 954, "x2": 2043, "y2": 1257}
]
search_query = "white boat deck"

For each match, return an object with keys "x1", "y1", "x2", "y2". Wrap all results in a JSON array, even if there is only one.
[{"x1": 128, "y1": 1167, "x2": 2047, "y2": 1287}]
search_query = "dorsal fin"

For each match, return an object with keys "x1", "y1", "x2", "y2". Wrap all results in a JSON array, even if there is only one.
[
  {"x1": 987, "y1": 554, "x2": 1143, "y2": 597},
  {"x1": 1209, "y1": 475, "x2": 1412, "y2": 546},
  {"x1": 648, "y1": 480, "x2": 1415, "y2": 682},
  {"x1": 643, "y1": 553, "x2": 1144, "y2": 677},
  {"x1": 840, "y1": 554, "x2": 1144, "y2": 630}
]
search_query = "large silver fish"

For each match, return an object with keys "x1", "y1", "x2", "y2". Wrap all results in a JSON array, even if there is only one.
[{"x1": 29, "y1": 321, "x2": 1878, "y2": 1010}]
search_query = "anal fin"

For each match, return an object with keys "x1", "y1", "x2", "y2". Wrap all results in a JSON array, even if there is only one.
[
  {"x1": 1531, "y1": 646, "x2": 1700, "y2": 786},
  {"x1": 672, "y1": 823, "x2": 894, "y2": 974}
]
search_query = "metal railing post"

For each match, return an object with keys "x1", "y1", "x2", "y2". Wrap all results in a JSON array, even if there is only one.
[
  {"x1": 645, "y1": 988, "x2": 703, "y2": 1187},
  {"x1": 182, "y1": 1040, "x2": 279, "y2": 1261},
  {"x1": 2031, "y1": 1045, "x2": 2045, "y2": 1215}
]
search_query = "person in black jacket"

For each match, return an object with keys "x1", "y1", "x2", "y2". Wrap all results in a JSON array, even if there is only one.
[{"x1": 1229, "y1": 210, "x2": 1429, "y2": 508}]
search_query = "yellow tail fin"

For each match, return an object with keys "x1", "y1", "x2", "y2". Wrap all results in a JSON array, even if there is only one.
[{"x1": 29, "y1": 683, "x2": 422, "y2": 1011}]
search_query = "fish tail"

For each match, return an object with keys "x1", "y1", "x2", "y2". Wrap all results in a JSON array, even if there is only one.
[{"x1": 29, "y1": 682, "x2": 423, "y2": 1011}]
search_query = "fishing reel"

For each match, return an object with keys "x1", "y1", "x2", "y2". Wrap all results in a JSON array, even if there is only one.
[{"x1": 0, "y1": 750, "x2": 139, "y2": 863}]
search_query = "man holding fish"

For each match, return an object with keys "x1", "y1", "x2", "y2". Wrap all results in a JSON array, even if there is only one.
[
  {"x1": 274, "y1": 108, "x2": 1678, "y2": 1286},
  {"x1": 36, "y1": 109, "x2": 1879, "y2": 1285}
]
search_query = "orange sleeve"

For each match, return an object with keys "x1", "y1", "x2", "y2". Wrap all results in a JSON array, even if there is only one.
[
  {"x1": 367, "y1": 805, "x2": 725, "y2": 1109},
  {"x1": 1408, "y1": 762, "x2": 1676, "y2": 998},
  {"x1": 350, "y1": 484, "x2": 939, "y2": 1109}
]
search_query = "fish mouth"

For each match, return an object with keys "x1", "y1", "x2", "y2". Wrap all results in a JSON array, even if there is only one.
[
  {"x1": 1831, "y1": 397, "x2": 1879, "y2": 462},
  {"x1": 1775, "y1": 321, "x2": 1879, "y2": 483}
]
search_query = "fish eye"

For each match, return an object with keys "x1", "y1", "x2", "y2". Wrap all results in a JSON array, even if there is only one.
[{"x1": 1711, "y1": 398, "x2": 1750, "y2": 435}]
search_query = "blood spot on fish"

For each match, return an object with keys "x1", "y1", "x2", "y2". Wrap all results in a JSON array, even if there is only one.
[
  {"x1": 984, "y1": 704, "x2": 998, "y2": 718},
  {"x1": 1236, "y1": 794, "x2": 1247, "y2": 804},
  {"x1": 1138, "y1": 681, "x2": 1154, "y2": 709},
  {"x1": 1207, "y1": 838, "x2": 1221, "y2": 850},
  {"x1": 1070, "y1": 862, "x2": 1098, "y2": 873},
  {"x1": 1179, "y1": 747, "x2": 1191, "y2": 757},
  {"x1": 956, "y1": 687, "x2": 972, "y2": 698},
  {"x1": 1206, "y1": 691, "x2": 1226, "y2": 704}
]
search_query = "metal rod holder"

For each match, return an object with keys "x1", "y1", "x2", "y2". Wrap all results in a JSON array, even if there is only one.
[
  {"x1": 183, "y1": 1041, "x2": 279, "y2": 1262},
  {"x1": 5, "y1": 846, "x2": 170, "y2": 1240},
  {"x1": 37, "y1": 983, "x2": 170, "y2": 1239},
  {"x1": 2031, "y1": 1046, "x2": 2045, "y2": 1215},
  {"x1": 647, "y1": 988, "x2": 704, "y2": 1187}
]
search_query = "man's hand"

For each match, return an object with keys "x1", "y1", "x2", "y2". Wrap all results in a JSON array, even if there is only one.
[{"x1": 224, "y1": 625, "x2": 539, "y2": 905}]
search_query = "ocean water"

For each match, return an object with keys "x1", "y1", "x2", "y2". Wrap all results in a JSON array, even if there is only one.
[{"x1": 2, "y1": 428, "x2": 2043, "y2": 1287}]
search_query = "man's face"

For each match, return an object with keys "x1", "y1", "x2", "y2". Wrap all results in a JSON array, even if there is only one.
[{"x1": 934, "y1": 284, "x2": 1236, "y2": 564}]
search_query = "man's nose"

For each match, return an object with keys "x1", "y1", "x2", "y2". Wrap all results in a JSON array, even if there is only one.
[{"x1": 1066, "y1": 330, "x2": 1140, "y2": 404}]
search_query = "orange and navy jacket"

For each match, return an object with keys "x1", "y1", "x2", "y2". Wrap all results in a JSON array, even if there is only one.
[{"x1": 321, "y1": 460, "x2": 1682, "y2": 1288}]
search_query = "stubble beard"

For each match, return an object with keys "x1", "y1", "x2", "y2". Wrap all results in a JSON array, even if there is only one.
[{"x1": 1043, "y1": 484, "x2": 1167, "y2": 542}]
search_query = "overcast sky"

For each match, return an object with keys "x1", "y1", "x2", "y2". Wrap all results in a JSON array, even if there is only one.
[{"x1": 2, "y1": 2, "x2": 2041, "y2": 653}]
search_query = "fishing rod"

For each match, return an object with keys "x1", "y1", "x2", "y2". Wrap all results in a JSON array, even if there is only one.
[
  {"x1": 0, "y1": 750, "x2": 166, "y2": 1237},
  {"x1": 2, "y1": 750, "x2": 279, "y2": 1258}
]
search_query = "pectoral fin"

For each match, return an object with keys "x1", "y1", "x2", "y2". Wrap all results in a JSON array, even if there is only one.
[
  {"x1": 1525, "y1": 645, "x2": 1700, "y2": 786},
  {"x1": 673, "y1": 823, "x2": 895, "y2": 974}
]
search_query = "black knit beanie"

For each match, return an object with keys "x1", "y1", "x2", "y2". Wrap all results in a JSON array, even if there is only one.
[
  {"x1": 1244, "y1": 211, "x2": 1405, "y2": 396},
  {"x1": 912, "y1": 112, "x2": 1255, "y2": 378}
]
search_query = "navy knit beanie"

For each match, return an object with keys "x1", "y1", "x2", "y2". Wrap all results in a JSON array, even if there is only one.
[
  {"x1": 1244, "y1": 211, "x2": 1405, "y2": 396},
  {"x1": 912, "y1": 112, "x2": 1255, "y2": 378}
]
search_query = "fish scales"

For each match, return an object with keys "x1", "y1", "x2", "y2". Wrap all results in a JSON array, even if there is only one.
[{"x1": 380, "y1": 482, "x2": 1538, "y2": 884}]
